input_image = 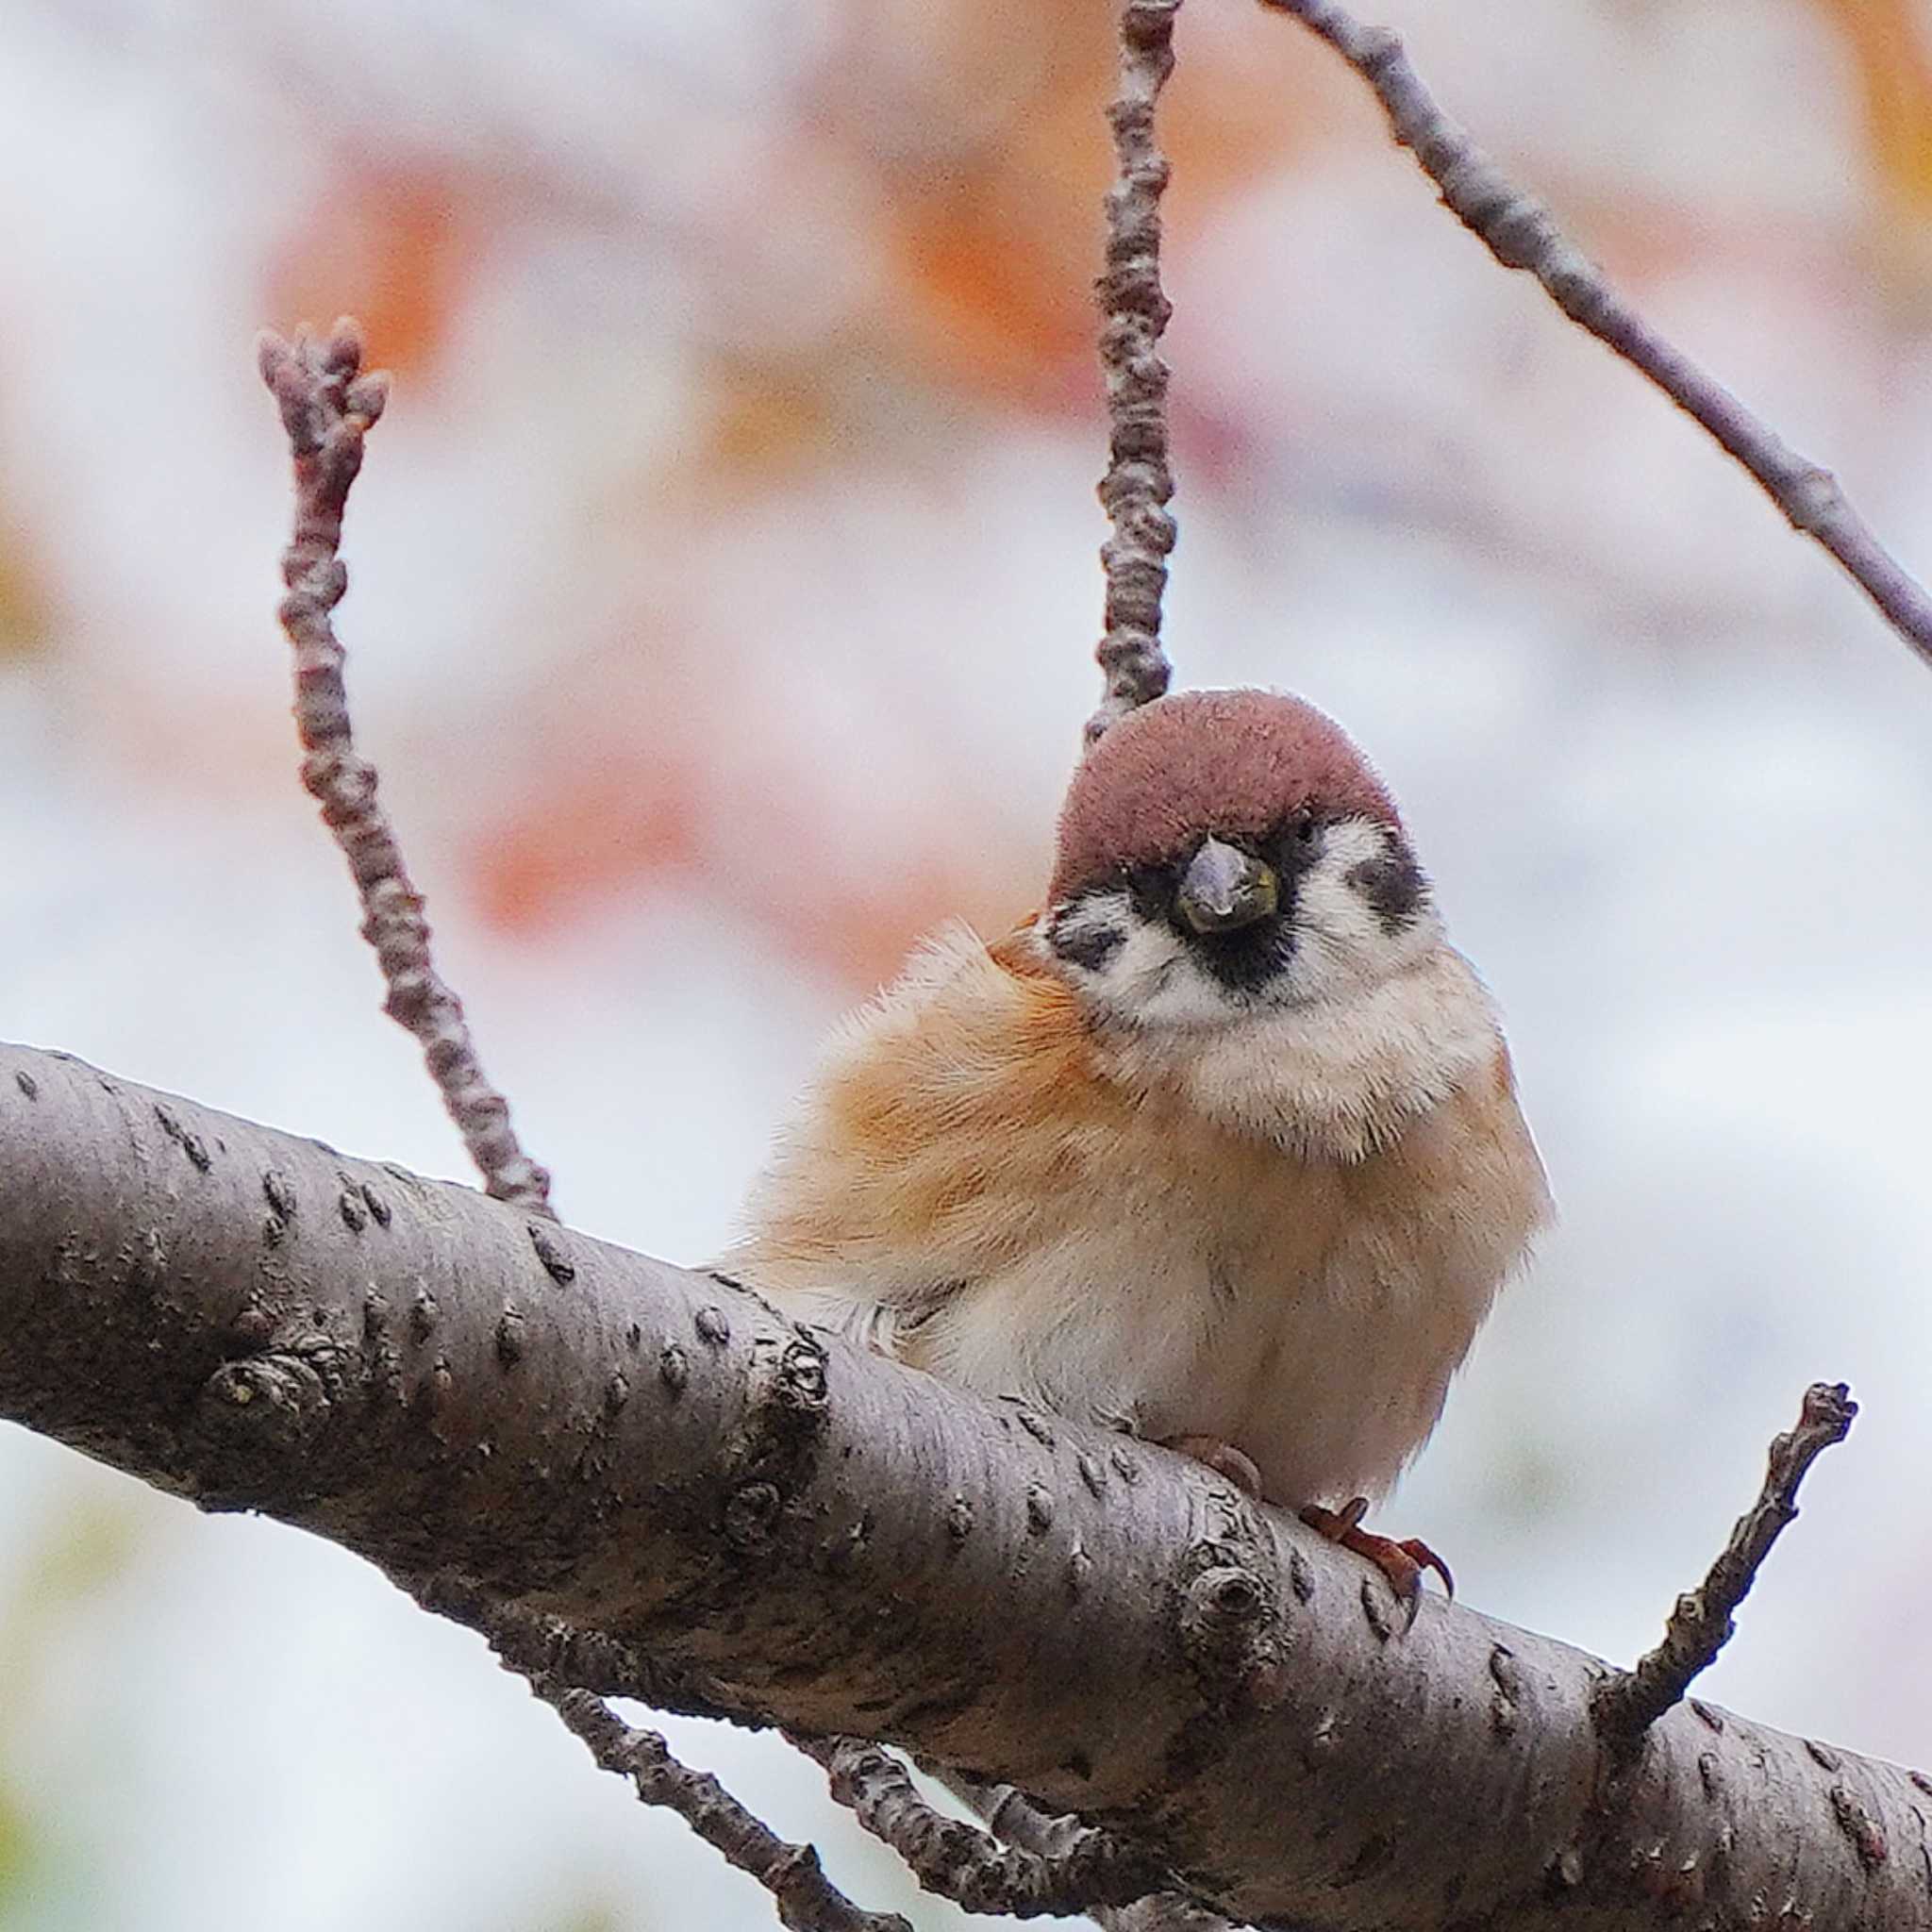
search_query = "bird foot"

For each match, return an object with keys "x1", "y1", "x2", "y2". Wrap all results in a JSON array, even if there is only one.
[
  {"x1": 1160, "y1": 1434, "x2": 1263, "y2": 1496},
  {"x1": 1299, "y1": 1496, "x2": 1453, "y2": 1631}
]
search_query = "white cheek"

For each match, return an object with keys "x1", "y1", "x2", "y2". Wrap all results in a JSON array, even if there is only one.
[
  {"x1": 1280, "y1": 820, "x2": 1436, "y2": 1002},
  {"x1": 1047, "y1": 891, "x2": 1237, "y2": 1029}
]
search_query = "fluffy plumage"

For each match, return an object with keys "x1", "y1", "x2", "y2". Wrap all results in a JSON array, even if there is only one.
[{"x1": 721, "y1": 688, "x2": 1549, "y2": 1510}]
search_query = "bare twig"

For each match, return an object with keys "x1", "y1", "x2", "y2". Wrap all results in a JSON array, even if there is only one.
[
  {"x1": 257, "y1": 321, "x2": 556, "y2": 1216},
  {"x1": 474, "y1": 1596, "x2": 898, "y2": 1931},
  {"x1": 1090, "y1": 0, "x2": 1181, "y2": 745},
  {"x1": 792, "y1": 1736, "x2": 1169, "y2": 1918},
  {"x1": 447, "y1": 1482, "x2": 902, "y2": 1931},
  {"x1": 1593, "y1": 1381, "x2": 1857, "y2": 1750},
  {"x1": 529, "y1": 1683, "x2": 908, "y2": 1932},
  {"x1": 1259, "y1": 0, "x2": 1932, "y2": 675},
  {"x1": 258, "y1": 316, "x2": 850, "y2": 1932},
  {"x1": 952, "y1": 1775, "x2": 1246, "y2": 1932}
]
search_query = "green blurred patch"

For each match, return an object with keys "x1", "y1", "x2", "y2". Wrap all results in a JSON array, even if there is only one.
[
  {"x1": 0, "y1": 1777, "x2": 43, "y2": 1916},
  {"x1": 0, "y1": 1490, "x2": 144, "y2": 1680},
  {"x1": 0, "y1": 1481, "x2": 148, "y2": 1927}
]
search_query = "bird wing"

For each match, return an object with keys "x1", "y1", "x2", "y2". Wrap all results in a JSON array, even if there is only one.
[{"x1": 716, "y1": 921, "x2": 1118, "y2": 1341}]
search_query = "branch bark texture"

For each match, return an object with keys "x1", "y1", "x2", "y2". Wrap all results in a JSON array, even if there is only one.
[
  {"x1": 1090, "y1": 0, "x2": 1180, "y2": 744},
  {"x1": 549, "y1": 1690, "x2": 911, "y2": 1932},
  {"x1": 954, "y1": 1776, "x2": 1239, "y2": 1932},
  {"x1": 258, "y1": 321, "x2": 556, "y2": 1215},
  {"x1": 797, "y1": 1737, "x2": 1169, "y2": 1918},
  {"x1": 1, "y1": 1041, "x2": 1926, "y2": 1931}
]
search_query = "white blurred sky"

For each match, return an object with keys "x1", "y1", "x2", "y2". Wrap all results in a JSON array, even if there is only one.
[{"x1": 1, "y1": 2, "x2": 1930, "y2": 1928}]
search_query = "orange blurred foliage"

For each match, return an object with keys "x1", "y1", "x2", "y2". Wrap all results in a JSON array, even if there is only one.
[
  {"x1": 0, "y1": 517, "x2": 56, "y2": 659},
  {"x1": 859, "y1": 2, "x2": 1330, "y2": 403},
  {"x1": 689, "y1": 354, "x2": 844, "y2": 495},
  {"x1": 474, "y1": 758, "x2": 703, "y2": 939},
  {"x1": 1811, "y1": 0, "x2": 1932, "y2": 298},
  {"x1": 678, "y1": 0, "x2": 1339, "y2": 495},
  {"x1": 464, "y1": 636, "x2": 1036, "y2": 991},
  {"x1": 1814, "y1": 0, "x2": 1932, "y2": 212},
  {"x1": 474, "y1": 755, "x2": 1030, "y2": 991},
  {"x1": 266, "y1": 157, "x2": 486, "y2": 377}
]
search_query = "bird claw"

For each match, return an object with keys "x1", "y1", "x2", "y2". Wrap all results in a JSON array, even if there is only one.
[
  {"x1": 1160, "y1": 1433, "x2": 1263, "y2": 1497},
  {"x1": 1299, "y1": 1498, "x2": 1454, "y2": 1631}
]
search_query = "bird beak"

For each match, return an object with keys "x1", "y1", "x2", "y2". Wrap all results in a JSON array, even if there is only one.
[{"x1": 1176, "y1": 837, "x2": 1279, "y2": 935}]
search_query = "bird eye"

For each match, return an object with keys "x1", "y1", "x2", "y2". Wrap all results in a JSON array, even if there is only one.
[
  {"x1": 1124, "y1": 864, "x2": 1175, "y2": 924},
  {"x1": 1294, "y1": 812, "x2": 1318, "y2": 843}
]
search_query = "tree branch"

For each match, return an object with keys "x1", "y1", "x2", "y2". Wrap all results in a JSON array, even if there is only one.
[
  {"x1": 1593, "y1": 1381, "x2": 1857, "y2": 1753},
  {"x1": 792, "y1": 1735, "x2": 1170, "y2": 1918},
  {"x1": 2, "y1": 1040, "x2": 1925, "y2": 1931},
  {"x1": 1259, "y1": 0, "x2": 1932, "y2": 675},
  {"x1": 1091, "y1": 0, "x2": 1180, "y2": 745},
  {"x1": 948, "y1": 1775, "x2": 1244, "y2": 1932},
  {"x1": 258, "y1": 321, "x2": 876, "y2": 1918},
  {"x1": 441, "y1": 1597, "x2": 909, "y2": 1929},
  {"x1": 534, "y1": 1686, "x2": 909, "y2": 1932},
  {"x1": 258, "y1": 321, "x2": 556, "y2": 1214}
]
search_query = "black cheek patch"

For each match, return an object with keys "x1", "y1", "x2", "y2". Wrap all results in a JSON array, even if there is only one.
[
  {"x1": 1346, "y1": 848, "x2": 1428, "y2": 933},
  {"x1": 1050, "y1": 917, "x2": 1126, "y2": 973}
]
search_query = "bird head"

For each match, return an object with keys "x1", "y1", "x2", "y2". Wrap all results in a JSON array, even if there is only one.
[{"x1": 1040, "y1": 689, "x2": 1438, "y2": 1029}]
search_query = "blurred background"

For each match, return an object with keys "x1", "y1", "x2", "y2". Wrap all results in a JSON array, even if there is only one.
[{"x1": 1, "y1": 0, "x2": 1929, "y2": 1924}]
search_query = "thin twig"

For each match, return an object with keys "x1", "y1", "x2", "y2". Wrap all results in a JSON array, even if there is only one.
[
  {"x1": 257, "y1": 321, "x2": 556, "y2": 1216},
  {"x1": 1593, "y1": 1381, "x2": 1857, "y2": 1750},
  {"x1": 1259, "y1": 0, "x2": 1932, "y2": 675},
  {"x1": 950, "y1": 1775, "x2": 1247, "y2": 1932},
  {"x1": 466, "y1": 1598, "x2": 906, "y2": 1928},
  {"x1": 538, "y1": 1686, "x2": 908, "y2": 1932},
  {"x1": 466, "y1": 1600, "x2": 902, "y2": 1932},
  {"x1": 1090, "y1": 0, "x2": 1182, "y2": 745},
  {"x1": 269, "y1": 315, "x2": 883, "y2": 1932},
  {"x1": 791, "y1": 1736, "x2": 1169, "y2": 1918}
]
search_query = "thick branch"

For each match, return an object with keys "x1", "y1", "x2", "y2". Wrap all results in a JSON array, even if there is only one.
[
  {"x1": 1, "y1": 1041, "x2": 1926, "y2": 1932},
  {"x1": 1261, "y1": 0, "x2": 1932, "y2": 674}
]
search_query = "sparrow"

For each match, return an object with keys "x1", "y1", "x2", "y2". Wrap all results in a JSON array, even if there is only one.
[{"x1": 721, "y1": 688, "x2": 1550, "y2": 1614}]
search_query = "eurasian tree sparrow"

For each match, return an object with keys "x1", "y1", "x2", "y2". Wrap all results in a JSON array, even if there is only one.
[{"x1": 723, "y1": 689, "x2": 1549, "y2": 1612}]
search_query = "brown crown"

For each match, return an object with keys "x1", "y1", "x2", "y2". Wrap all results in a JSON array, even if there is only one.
[{"x1": 1048, "y1": 689, "x2": 1402, "y2": 902}]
